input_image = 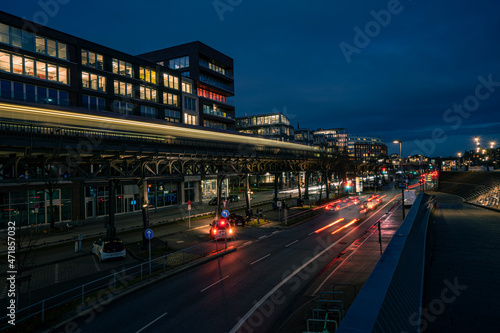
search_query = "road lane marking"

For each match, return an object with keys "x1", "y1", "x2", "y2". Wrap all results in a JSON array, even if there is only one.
[
  {"x1": 241, "y1": 241, "x2": 253, "y2": 248},
  {"x1": 200, "y1": 275, "x2": 229, "y2": 293},
  {"x1": 312, "y1": 203, "x2": 398, "y2": 295},
  {"x1": 229, "y1": 221, "x2": 371, "y2": 333},
  {"x1": 308, "y1": 231, "x2": 315, "y2": 236},
  {"x1": 136, "y1": 312, "x2": 168, "y2": 333},
  {"x1": 250, "y1": 254, "x2": 271, "y2": 265},
  {"x1": 258, "y1": 235, "x2": 269, "y2": 240},
  {"x1": 177, "y1": 240, "x2": 185, "y2": 243},
  {"x1": 285, "y1": 240, "x2": 299, "y2": 248}
]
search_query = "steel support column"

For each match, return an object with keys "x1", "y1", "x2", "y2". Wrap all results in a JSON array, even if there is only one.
[
  {"x1": 106, "y1": 179, "x2": 117, "y2": 239},
  {"x1": 140, "y1": 178, "x2": 150, "y2": 247}
]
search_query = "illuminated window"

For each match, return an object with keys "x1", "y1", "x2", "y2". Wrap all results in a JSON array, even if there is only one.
[
  {"x1": 182, "y1": 81, "x2": 192, "y2": 94},
  {"x1": 82, "y1": 49, "x2": 104, "y2": 70},
  {"x1": 140, "y1": 86, "x2": 157, "y2": 101},
  {"x1": 82, "y1": 71, "x2": 106, "y2": 92},
  {"x1": 114, "y1": 80, "x2": 133, "y2": 97},
  {"x1": 0, "y1": 51, "x2": 68, "y2": 84},
  {"x1": 197, "y1": 87, "x2": 226, "y2": 103},
  {"x1": 0, "y1": 52, "x2": 11, "y2": 72},
  {"x1": 184, "y1": 113, "x2": 197, "y2": 125},
  {"x1": 163, "y1": 92, "x2": 179, "y2": 107},
  {"x1": 163, "y1": 73, "x2": 179, "y2": 90},
  {"x1": 112, "y1": 59, "x2": 133, "y2": 78},
  {"x1": 139, "y1": 67, "x2": 156, "y2": 84}
]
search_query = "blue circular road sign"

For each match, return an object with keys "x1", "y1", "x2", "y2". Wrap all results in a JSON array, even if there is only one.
[
  {"x1": 145, "y1": 228, "x2": 154, "y2": 240},
  {"x1": 221, "y1": 210, "x2": 229, "y2": 218}
]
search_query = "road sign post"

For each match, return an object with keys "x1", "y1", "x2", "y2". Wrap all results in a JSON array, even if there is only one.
[{"x1": 145, "y1": 229, "x2": 154, "y2": 275}]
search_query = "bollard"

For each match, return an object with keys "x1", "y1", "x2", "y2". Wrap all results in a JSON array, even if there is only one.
[{"x1": 74, "y1": 241, "x2": 78, "y2": 253}]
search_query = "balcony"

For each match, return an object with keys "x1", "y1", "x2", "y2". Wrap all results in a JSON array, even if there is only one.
[
  {"x1": 199, "y1": 74, "x2": 234, "y2": 93},
  {"x1": 199, "y1": 59, "x2": 233, "y2": 79},
  {"x1": 203, "y1": 106, "x2": 234, "y2": 120}
]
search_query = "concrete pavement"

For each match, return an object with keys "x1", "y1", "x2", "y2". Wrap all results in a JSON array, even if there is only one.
[{"x1": 423, "y1": 192, "x2": 500, "y2": 332}]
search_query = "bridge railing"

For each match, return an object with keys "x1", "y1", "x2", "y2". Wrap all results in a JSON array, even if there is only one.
[
  {"x1": 336, "y1": 193, "x2": 436, "y2": 333},
  {"x1": 0, "y1": 239, "x2": 234, "y2": 330}
]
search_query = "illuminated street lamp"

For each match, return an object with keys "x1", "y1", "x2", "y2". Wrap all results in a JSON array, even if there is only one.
[
  {"x1": 458, "y1": 152, "x2": 462, "y2": 170},
  {"x1": 393, "y1": 140, "x2": 405, "y2": 219},
  {"x1": 490, "y1": 141, "x2": 496, "y2": 149},
  {"x1": 393, "y1": 140, "x2": 403, "y2": 173}
]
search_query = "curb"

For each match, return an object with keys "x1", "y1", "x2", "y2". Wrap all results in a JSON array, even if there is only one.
[{"x1": 42, "y1": 246, "x2": 237, "y2": 333}]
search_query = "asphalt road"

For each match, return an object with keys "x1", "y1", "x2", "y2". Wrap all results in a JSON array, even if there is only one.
[{"x1": 58, "y1": 190, "x2": 402, "y2": 333}]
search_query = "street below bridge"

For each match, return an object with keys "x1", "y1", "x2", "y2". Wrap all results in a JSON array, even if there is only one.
[{"x1": 50, "y1": 188, "x2": 403, "y2": 333}]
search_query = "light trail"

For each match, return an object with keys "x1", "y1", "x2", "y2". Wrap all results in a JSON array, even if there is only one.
[
  {"x1": 331, "y1": 218, "x2": 359, "y2": 235},
  {"x1": 314, "y1": 218, "x2": 344, "y2": 234},
  {"x1": 0, "y1": 102, "x2": 317, "y2": 151}
]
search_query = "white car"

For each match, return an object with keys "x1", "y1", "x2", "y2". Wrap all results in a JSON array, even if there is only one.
[{"x1": 92, "y1": 238, "x2": 126, "y2": 262}]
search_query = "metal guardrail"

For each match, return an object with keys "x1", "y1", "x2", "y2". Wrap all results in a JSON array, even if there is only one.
[
  {"x1": 0, "y1": 239, "x2": 232, "y2": 330},
  {"x1": 336, "y1": 193, "x2": 435, "y2": 333}
]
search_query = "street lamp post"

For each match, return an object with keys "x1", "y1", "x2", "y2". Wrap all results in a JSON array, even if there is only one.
[{"x1": 393, "y1": 140, "x2": 405, "y2": 219}]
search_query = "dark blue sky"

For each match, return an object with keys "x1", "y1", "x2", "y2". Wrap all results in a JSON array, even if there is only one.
[{"x1": 4, "y1": 0, "x2": 500, "y2": 157}]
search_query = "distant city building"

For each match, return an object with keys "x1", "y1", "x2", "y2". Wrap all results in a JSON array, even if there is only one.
[
  {"x1": 313, "y1": 133, "x2": 328, "y2": 149},
  {"x1": 294, "y1": 128, "x2": 314, "y2": 146},
  {"x1": 347, "y1": 136, "x2": 388, "y2": 161},
  {"x1": 314, "y1": 128, "x2": 348, "y2": 153},
  {"x1": 138, "y1": 41, "x2": 235, "y2": 130},
  {"x1": 236, "y1": 112, "x2": 294, "y2": 141}
]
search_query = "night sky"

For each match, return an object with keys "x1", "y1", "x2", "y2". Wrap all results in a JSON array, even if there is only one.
[{"x1": 3, "y1": 0, "x2": 500, "y2": 157}]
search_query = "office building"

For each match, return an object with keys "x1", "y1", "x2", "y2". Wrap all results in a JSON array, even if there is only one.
[
  {"x1": 137, "y1": 41, "x2": 235, "y2": 130},
  {"x1": 347, "y1": 135, "x2": 388, "y2": 161},
  {"x1": 236, "y1": 112, "x2": 294, "y2": 141}
]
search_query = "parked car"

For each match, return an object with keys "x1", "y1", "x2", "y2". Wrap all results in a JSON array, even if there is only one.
[
  {"x1": 91, "y1": 238, "x2": 126, "y2": 262},
  {"x1": 228, "y1": 213, "x2": 245, "y2": 226},
  {"x1": 209, "y1": 219, "x2": 234, "y2": 239}
]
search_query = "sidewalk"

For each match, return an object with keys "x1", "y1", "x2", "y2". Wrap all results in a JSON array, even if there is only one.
[
  {"x1": 277, "y1": 199, "x2": 405, "y2": 332},
  {"x1": 423, "y1": 192, "x2": 500, "y2": 332},
  {"x1": 0, "y1": 190, "x2": 295, "y2": 253}
]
